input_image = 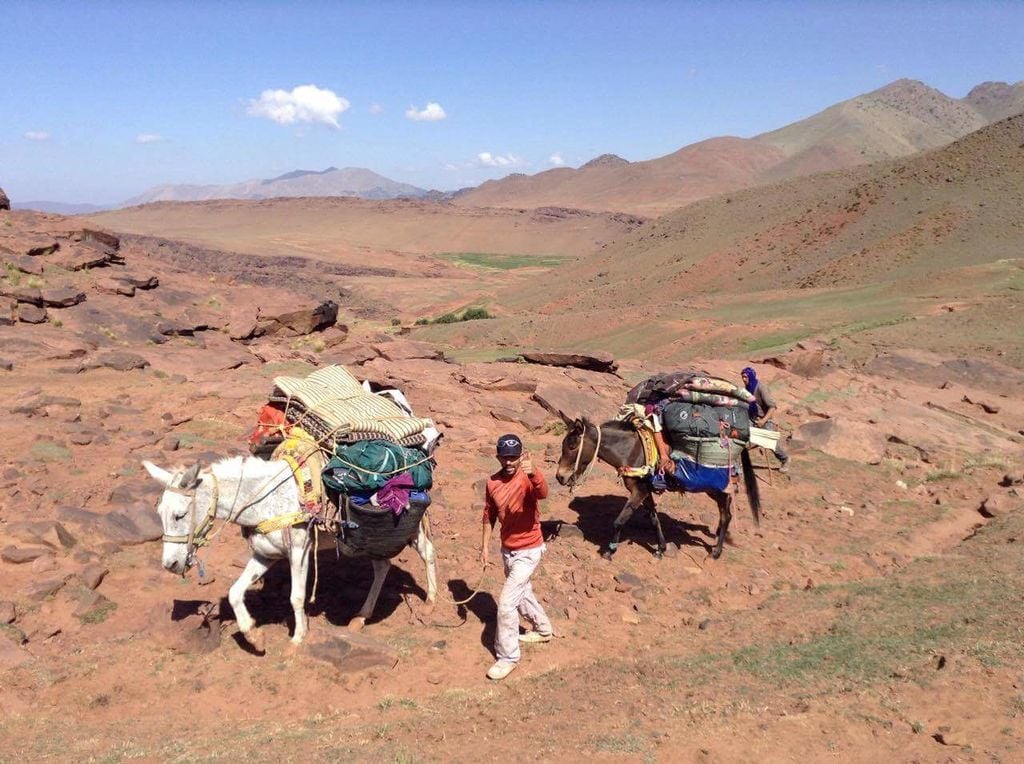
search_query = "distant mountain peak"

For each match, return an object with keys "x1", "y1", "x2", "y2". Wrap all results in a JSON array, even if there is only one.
[
  {"x1": 264, "y1": 166, "x2": 340, "y2": 184},
  {"x1": 581, "y1": 154, "x2": 629, "y2": 169}
]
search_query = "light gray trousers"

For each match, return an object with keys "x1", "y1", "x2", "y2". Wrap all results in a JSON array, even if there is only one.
[{"x1": 495, "y1": 544, "x2": 552, "y2": 663}]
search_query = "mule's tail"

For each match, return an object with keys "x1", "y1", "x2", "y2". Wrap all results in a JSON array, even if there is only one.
[{"x1": 740, "y1": 448, "x2": 761, "y2": 527}]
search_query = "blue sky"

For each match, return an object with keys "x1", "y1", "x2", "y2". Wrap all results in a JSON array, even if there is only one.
[{"x1": 2, "y1": 0, "x2": 1022, "y2": 204}]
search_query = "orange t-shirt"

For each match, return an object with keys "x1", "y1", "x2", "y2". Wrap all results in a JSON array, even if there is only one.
[{"x1": 483, "y1": 469, "x2": 548, "y2": 550}]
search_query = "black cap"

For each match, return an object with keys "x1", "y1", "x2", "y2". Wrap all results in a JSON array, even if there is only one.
[{"x1": 496, "y1": 434, "x2": 523, "y2": 457}]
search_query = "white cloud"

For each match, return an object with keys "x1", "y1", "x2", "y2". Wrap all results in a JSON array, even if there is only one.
[
  {"x1": 368, "y1": 103, "x2": 384, "y2": 115},
  {"x1": 478, "y1": 152, "x2": 523, "y2": 168},
  {"x1": 405, "y1": 102, "x2": 447, "y2": 122},
  {"x1": 24, "y1": 131, "x2": 50, "y2": 141},
  {"x1": 548, "y1": 152, "x2": 565, "y2": 166},
  {"x1": 247, "y1": 84, "x2": 350, "y2": 128},
  {"x1": 135, "y1": 133, "x2": 163, "y2": 144}
]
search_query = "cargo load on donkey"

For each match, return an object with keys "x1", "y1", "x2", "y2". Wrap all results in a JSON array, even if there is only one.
[
  {"x1": 621, "y1": 370, "x2": 755, "y2": 493},
  {"x1": 249, "y1": 364, "x2": 441, "y2": 560}
]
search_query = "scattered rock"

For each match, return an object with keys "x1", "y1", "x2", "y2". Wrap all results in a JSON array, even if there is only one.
[
  {"x1": 73, "y1": 589, "x2": 116, "y2": 621},
  {"x1": 614, "y1": 572, "x2": 643, "y2": 592},
  {"x1": 532, "y1": 381, "x2": 608, "y2": 424},
  {"x1": 17, "y1": 303, "x2": 48, "y2": 324},
  {"x1": 94, "y1": 278, "x2": 136, "y2": 297},
  {"x1": 56, "y1": 505, "x2": 162, "y2": 545},
  {"x1": 0, "y1": 285, "x2": 42, "y2": 305},
  {"x1": 0, "y1": 601, "x2": 16, "y2": 624},
  {"x1": 555, "y1": 522, "x2": 585, "y2": 540},
  {"x1": 7, "y1": 520, "x2": 76, "y2": 550},
  {"x1": 79, "y1": 564, "x2": 109, "y2": 590},
  {"x1": 698, "y1": 619, "x2": 712, "y2": 630},
  {"x1": 82, "y1": 351, "x2": 150, "y2": 372},
  {"x1": 979, "y1": 493, "x2": 1013, "y2": 518},
  {"x1": 30, "y1": 555, "x2": 57, "y2": 574},
  {"x1": 621, "y1": 612, "x2": 641, "y2": 625},
  {"x1": 22, "y1": 576, "x2": 67, "y2": 601},
  {"x1": 1, "y1": 546, "x2": 53, "y2": 564},
  {"x1": 307, "y1": 630, "x2": 400, "y2": 673},
  {"x1": 932, "y1": 728, "x2": 969, "y2": 747},
  {"x1": 40, "y1": 288, "x2": 86, "y2": 308}
]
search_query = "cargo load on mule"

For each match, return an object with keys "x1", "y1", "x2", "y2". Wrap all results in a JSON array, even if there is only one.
[
  {"x1": 619, "y1": 370, "x2": 756, "y2": 493},
  {"x1": 248, "y1": 364, "x2": 441, "y2": 560}
]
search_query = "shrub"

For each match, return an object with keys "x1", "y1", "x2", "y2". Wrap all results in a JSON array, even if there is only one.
[
  {"x1": 434, "y1": 312, "x2": 459, "y2": 324},
  {"x1": 462, "y1": 307, "x2": 491, "y2": 320}
]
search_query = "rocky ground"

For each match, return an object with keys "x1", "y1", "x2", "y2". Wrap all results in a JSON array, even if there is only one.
[{"x1": 1, "y1": 208, "x2": 1023, "y2": 761}]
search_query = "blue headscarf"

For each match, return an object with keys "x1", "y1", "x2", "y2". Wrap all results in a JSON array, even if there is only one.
[{"x1": 742, "y1": 367, "x2": 759, "y2": 419}]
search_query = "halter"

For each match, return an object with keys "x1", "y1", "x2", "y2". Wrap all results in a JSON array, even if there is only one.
[
  {"x1": 160, "y1": 473, "x2": 220, "y2": 572},
  {"x1": 567, "y1": 419, "x2": 602, "y2": 493}
]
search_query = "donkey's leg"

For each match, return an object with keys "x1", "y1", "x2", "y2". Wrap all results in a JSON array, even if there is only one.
[
  {"x1": 644, "y1": 494, "x2": 668, "y2": 558},
  {"x1": 712, "y1": 492, "x2": 733, "y2": 560},
  {"x1": 229, "y1": 553, "x2": 274, "y2": 651},
  {"x1": 348, "y1": 558, "x2": 391, "y2": 632},
  {"x1": 412, "y1": 513, "x2": 438, "y2": 608},
  {"x1": 603, "y1": 480, "x2": 647, "y2": 560},
  {"x1": 288, "y1": 533, "x2": 312, "y2": 645}
]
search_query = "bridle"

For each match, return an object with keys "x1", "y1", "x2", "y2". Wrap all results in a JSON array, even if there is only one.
[
  {"x1": 566, "y1": 419, "x2": 602, "y2": 493},
  {"x1": 160, "y1": 470, "x2": 220, "y2": 573}
]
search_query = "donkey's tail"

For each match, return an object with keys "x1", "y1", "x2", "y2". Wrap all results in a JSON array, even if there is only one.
[{"x1": 740, "y1": 448, "x2": 761, "y2": 527}]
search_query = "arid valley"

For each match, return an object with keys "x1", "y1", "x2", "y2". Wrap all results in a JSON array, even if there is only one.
[{"x1": 2, "y1": 76, "x2": 1024, "y2": 763}]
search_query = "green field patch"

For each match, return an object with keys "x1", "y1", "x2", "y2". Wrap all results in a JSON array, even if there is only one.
[{"x1": 436, "y1": 252, "x2": 572, "y2": 270}]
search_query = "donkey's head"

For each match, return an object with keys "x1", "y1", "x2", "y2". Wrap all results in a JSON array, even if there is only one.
[
  {"x1": 142, "y1": 460, "x2": 205, "y2": 575},
  {"x1": 555, "y1": 417, "x2": 589, "y2": 487}
]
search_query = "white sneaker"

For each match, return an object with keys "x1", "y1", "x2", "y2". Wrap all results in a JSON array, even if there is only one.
[
  {"x1": 486, "y1": 661, "x2": 518, "y2": 680},
  {"x1": 518, "y1": 631, "x2": 552, "y2": 644}
]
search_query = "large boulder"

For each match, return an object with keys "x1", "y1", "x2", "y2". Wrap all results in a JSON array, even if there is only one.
[
  {"x1": 0, "y1": 187, "x2": 9, "y2": 211},
  {"x1": 521, "y1": 350, "x2": 618, "y2": 373},
  {"x1": 253, "y1": 299, "x2": 338, "y2": 337}
]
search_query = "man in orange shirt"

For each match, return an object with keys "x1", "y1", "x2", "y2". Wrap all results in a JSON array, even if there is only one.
[{"x1": 480, "y1": 433, "x2": 553, "y2": 680}]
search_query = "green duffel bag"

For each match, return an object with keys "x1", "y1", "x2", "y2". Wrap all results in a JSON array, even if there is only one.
[{"x1": 322, "y1": 440, "x2": 433, "y2": 494}]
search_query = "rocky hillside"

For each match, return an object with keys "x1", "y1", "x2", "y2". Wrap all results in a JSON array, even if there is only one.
[{"x1": 455, "y1": 79, "x2": 1024, "y2": 216}]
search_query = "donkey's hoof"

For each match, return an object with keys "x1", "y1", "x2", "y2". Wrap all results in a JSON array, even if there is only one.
[
  {"x1": 654, "y1": 550, "x2": 664, "y2": 560},
  {"x1": 244, "y1": 627, "x2": 266, "y2": 653},
  {"x1": 600, "y1": 549, "x2": 615, "y2": 561},
  {"x1": 711, "y1": 547, "x2": 723, "y2": 560},
  {"x1": 348, "y1": 617, "x2": 367, "y2": 633}
]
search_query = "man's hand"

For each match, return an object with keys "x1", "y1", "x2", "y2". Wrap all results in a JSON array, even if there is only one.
[
  {"x1": 479, "y1": 547, "x2": 489, "y2": 567},
  {"x1": 521, "y1": 450, "x2": 535, "y2": 475},
  {"x1": 658, "y1": 456, "x2": 674, "y2": 475}
]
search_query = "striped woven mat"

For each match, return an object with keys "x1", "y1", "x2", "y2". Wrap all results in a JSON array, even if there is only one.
[{"x1": 272, "y1": 365, "x2": 433, "y2": 446}]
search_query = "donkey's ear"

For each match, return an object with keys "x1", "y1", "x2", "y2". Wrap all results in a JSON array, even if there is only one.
[
  {"x1": 142, "y1": 461, "x2": 174, "y2": 487},
  {"x1": 558, "y1": 409, "x2": 574, "y2": 426},
  {"x1": 573, "y1": 417, "x2": 585, "y2": 432},
  {"x1": 179, "y1": 463, "x2": 202, "y2": 489}
]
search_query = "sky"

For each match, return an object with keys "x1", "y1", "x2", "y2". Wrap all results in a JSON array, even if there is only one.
[{"x1": 2, "y1": 0, "x2": 1023, "y2": 204}]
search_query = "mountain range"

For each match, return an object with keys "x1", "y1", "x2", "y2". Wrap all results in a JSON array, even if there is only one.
[
  {"x1": 455, "y1": 79, "x2": 1024, "y2": 215},
  {"x1": 119, "y1": 166, "x2": 428, "y2": 206},
  {"x1": 13, "y1": 79, "x2": 1024, "y2": 216}
]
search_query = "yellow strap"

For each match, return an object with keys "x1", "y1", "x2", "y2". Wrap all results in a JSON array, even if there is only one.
[{"x1": 255, "y1": 511, "x2": 311, "y2": 535}]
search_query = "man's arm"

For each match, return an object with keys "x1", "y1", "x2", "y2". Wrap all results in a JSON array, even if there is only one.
[
  {"x1": 480, "y1": 518, "x2": 494, "y2": 566},
  {"x1": 481, "y1": 483, "x2": 497, "y2": 565},
  {"x1": 653, "y1": 430, "x2": 674, "y2": 474},
  {"x1": 522, "y1": 450, "x2": 549, "y2": 499}
]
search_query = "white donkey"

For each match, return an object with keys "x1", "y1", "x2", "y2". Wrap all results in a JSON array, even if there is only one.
[{"x1": 143, "y1": 456, "x2": 437, "y2": 651}]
